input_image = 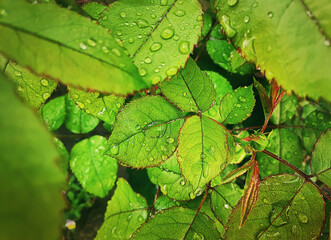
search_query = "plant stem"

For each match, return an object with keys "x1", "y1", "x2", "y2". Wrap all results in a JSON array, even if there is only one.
[
  {"x1": 232, "y1": 125, "x2": 306, "y2": 133},
  {"x1": 262, "y1": 150, "x2": 331, "y2": 200}
]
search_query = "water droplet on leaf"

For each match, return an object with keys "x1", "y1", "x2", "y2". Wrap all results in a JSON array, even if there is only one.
[
  {"x1": 150, "y1": 42, "x2": 162, "y2": 51},
  {"x1": 40, "y1": 79, "x2": 48, "y2": 86},
  {"x1": 161, "y1": 27, "x2": 174, "y2": 39},
  {"x1": 178, "y1": 40, "x2": 190, "y2": 54},
  {"x1": 227, "y1": 0, "x2": 238, "y2": 6},
  {"x1": 110, "y1": 145, "x2": 119, "y2": 155}
]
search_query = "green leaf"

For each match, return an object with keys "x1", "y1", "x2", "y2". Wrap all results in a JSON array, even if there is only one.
[
  {"x1": 0, "y1": 74, "x2": 64, "y2": 240},
  {"x1": 54, "y1": 138, "x2": 69, "y2": 175},
  {"x1": 215, "y1": 0, "x2": 331, "y2": 101},
  {"x1": 82, "y1": 2, "x2": 106, "y2": 20},
  {"x1": 257, "y1": 129, "x2": 304, "y2": 178},
  {"x1": 107, "y1": 96, "x2": 184, "y2": 168},
  {"x1": 99, "y1": 0, "x2": 203, "y2": 85},
  {"x1": 70, "y1": 135, "x2": 118, "y2": 197},
  {"x1": 203, "y1": 71, "x2": 233, "y2": 122},
  {"x1": 200, "y1": 9, "x2": 213, "y2": 40},
  {"x1": 68, "y1": 87, "x2": 125, "y2": 126},
  {"x1": 178, "y1": 115, "x2": 235, "y2": 189},
  {"x1": 270, "y1": 94, "x2": 298, "y2": 125},
  {"x1": 220, "y1": 160, "x2": 254, "y2": 185},
  {"x1": 219, "y1": 85, "x2": 255, "y2": 124},
  {"x1": 311, "y1": 129, "x2": 331, "y2": 187},
  {"x1": 147, "y1": 153, "x2": 198, "y2": 201},
  {"x1": 95, "y1": 178, "x2": 148, "y2": 240},
  {"x1": 0, "y1": 0, "x2": 146, "y2": 94},
  {"x1": 206, "y1": 24, "x2": 255, "y2": 75},
  {"x1": 41, "y1": 96, "x2": 66, "y2": 131},
  {"x1": 211, "y1": 183, "x2": 243, "y2": 225},
  {"x1": 158, "y1": 57, "x2": 216, "y2": 113},
  {"x1": 304, "y1": 110, "x2": 331, "y2": 131},
  {"x1": 225, "y1": 174, "x2": 325, "y2": 240},
  {"x1": 132, "y1": 207, "x2": 221, "y2": 239},
  {"x1": 253, "y1": 78, "x2": 271, "y2": 121},
  {"x1": 3, "y1": 59, "x2": 57, "y2": 109},
  {"x1": 154, "y1": 195, "x2": 179, "y2": 212},
  {"x1": 64, "y1": 95, "x2": 99, "y2": 133}
]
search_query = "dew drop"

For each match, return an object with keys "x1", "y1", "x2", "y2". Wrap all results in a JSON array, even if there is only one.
[
  {"x1": 128, "y1": 38, "x2": 134, "y2": 43},
  {"x1": 193, "y1": 232, "x2": 205, "y2": 240},
  {"x1": 299, "y1": 213, "x2": 308, "y2": 224},
  {"x1": 138, "y1": 215, "x2": 144, "y2": 222},
  {"x1": 137, "y1": 19, "x2": 149, "y2": 28},
  {"x1": 150, "y1": 42, "x2": 162, "y2": 51},
  {"x1": 324, "y1": 39, "x2": 330, "y2": 46},
  {"x1": 120, "y1": 12, "x2": 126, "y2": 18},
  {"x1": 244, "y1": 16, "x2": 250, "y2": 23},
  {"x1": 110, "y1": 145, "x2": 119, "y2": 155},
  {"x1": 111, "y1": 48, "x2": 121, "y2": 57},
  {"x1": 166, "y1": 137, "x2": 175, "y2": 143},
  {"x1": 166, "y1": 66, "x2": 177, "y2": 77},
  {"x1": 139, "y1": 68, "x2": 147, "y2": 76},
  {"x1": 161, "y1": 27, "x2": 174, "y2": 39},
  {"x1": 189, "y1": 192, "x2": 195, "y2": 199},
  {"x1": 87, "y1": 38, "x2": 96, "y2": 47},
  {"x1": 14, "y1": 70, "x2": 22, "y2": 77},
  {"x1": 42, "y1": 92, "x2": 50, "y2": 100},
  {"x1": 178, "y1": 40, "x2": 190, "y2": 54},
  {"x1": 202, "y1": 164, "x2": 209, "y2": 178},
  {"x1": 239, "y1": 96, "x2": 247, "y2": 102},
  {"x1": 77, "y1": 102, "x2": 85, "y2": 108},
  {"x1": 175, "y1": 9, "x2": 186, "y2": 17},
  {"x1": 152, "y1": 75, "x2": 161, "y2": 84},
  {"x1": 40, "y1": 79, "x2": 49, "y2": 86},
  {"x1": 236, "y1": 103, "x2": 241, "y2": 108},
  {"x1": 102, "y1": 46, "x2": 109, "y2": 53},
  {"x1": 151, "y1": 14, "x2": 156, "y2": 19},
  {"x1": 227, "y1": 0, "x2": 238, "y2": 6},
  {"x1": 220, "y1": 15, "x2": 237, "y2": 38},
  {"x1": 180, "y1": 180, "x2": 186, "y2": 186},
  {"x1": 291, "y1": 225, "x2": 298, "y2": 235},
  {"x1": 268, "y1": 11, "x2": 273, "y2": 18},
  {"x1": 144, "y1": 57, "x2": 152, "y2": 64},
  {"x1": 194, "y1": 188, "x2": 203, "y2": 196},
  {"x1": 154, "y1": 68, "x2": 160, "y2": 73},
  {"x1": 127, "y1": 214, "x2": 132, "y2": 221},
  {"x1": 263, "y1": 198, "x2": 269, "y2": 204},
  {"x1": 0, "y1": 9, "x2": 7, "y2": 16},
  {"x1": 252, "y1": 1, "x2": 258, "y2": 7},
  {"x1": 224, "y1": 204, "x2": 230, "y2": 209},
  {"x1": 160, "y1": 0, "x2": 167, "y2": 6},
  {"x1": 102, "y1": 15, "x2": 108, "y2": 21}
]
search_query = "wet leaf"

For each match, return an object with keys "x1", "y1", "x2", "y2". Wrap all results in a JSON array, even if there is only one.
[
  {"x1": 70, "y1": 135, "x2": 118, "y2": 197},
  {"x1": 253, "y1": 78, "x2": 271, "y2": 121},
  {"x1": 311, "y1": 129, "x2": 331, "y2": 187},
  {"x1": 215, "y1": 0, "x2": 331, "y2": 101},
  {"x1": 220, "y1": 160, "x2": 254, "y2": 185},
  {"x1": 54, "y1": 138, "x2": 69, "y2": 175},
  {"x1": 95, "y1": 178, "x2": 148, "y2": 240},
  {"x1": 41, "y1": 96, "x2": 66, "y2": 131},
  {"x1": 132, "y1": 207, "x2": 221, "y2": 239},
  {"x1": 219, "y1": 85, "x2": 255, "y2": 124},
  {"x1": 0, "y1": 74, "x2": 65, "y2": 240},
  {"x1": 107, "y1": 96, "x2": 184, "y2": 168},
  {"x1": 178, "y1": 115, "x2": 235, "y2": 189},
  {"x1": 225, "y1": 174, "x2": 325, "y2": 240},
  {"x1": 270, "y1": 94, "x2": 298, "y2": 125},
  {"x1": 68, "y1": 87, "x2": 125, "y2": 126},
  {"x1": 82, "y1": 2, "x2": 106, "y2": 20},
  {"x1": 0, "y1": 0, "x2": 145, "y2": 94},
  {"x1": 159, "y1": 57, "x2": 216, "y2": 113},
  {"x1": 99, "y1": 0, "x2": 202, "y2": 85}
]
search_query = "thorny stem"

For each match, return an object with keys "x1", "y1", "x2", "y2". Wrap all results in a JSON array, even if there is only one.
[
  {"x1": 183, "y1": 183, "x2": 211, "y2": 239},
  {"x1": 262, "y1": 150, "x2": 331, "y2": 201}
]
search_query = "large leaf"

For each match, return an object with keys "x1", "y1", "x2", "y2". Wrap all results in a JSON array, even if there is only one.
[
  {"x1": 159, "y1": 57, "x2": 215, "y2": 113},
  {"x1": 178, "y1": 115, "x2": 235, "y2": 189},
  {"x1": 215, "y1": 0, "x2": 331, "y2": 101},
  {"x1": 147, "y1": 153, "x2": 197, "y2": 201},
  {"x1": 107, "y1": 96, "x2": 185, "y2": 168},
  {"x1": 41, "y1": 96, "x2": 66, "y2": 131},
  {"x1": 99, "y1": 0, "x2": 203, "y2": 85},
  {"x1": 68, "y1": 87, "x2": 125, "y2": 126},
  {"x1": 0, "y1": 0, "x2": 146, "y2": 94},
  {"x1": 2, "y1": 58, "x2": 57, "y2": 109},
  {"x1": 219, "y1": 85, "x2": 255, "y2": 124},
  {"x1": 132, "y1": 207, "x2": 221, "y2": 239},
  {"x1": 311, "y1": 129, "x2": 331, "y2": 187},
  {"x1": 225, "y1": 174, "x2": 325, "y2": 240},
  {"x1": 0, "y1": 74, "x2": 64, "y2": 240},
  {"x1": 70, "y1": 135, "x2": 118, "y2": 197},
  {"x1": 257, "y1": 129, "x2": 304, "y2": 178},
  {"x1": 95, "y1": 178, "x2": 148, "y2": 240}
]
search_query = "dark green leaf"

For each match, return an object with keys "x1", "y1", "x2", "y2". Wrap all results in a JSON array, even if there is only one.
[
  {"x1": 41, "y1": 96, "x2": 66, "y2": 131},
  {"x1": 225, "y1": 174, "x2": 325, "y2": 240},
  {"x1": 178, "y1": 115, "x2": 235, "y2": 189},
  {"x1": 0, "y1": 0, "x2": 146, "y2": 94},
  {"x1": 132, "y1": 207, "x2": 221, "y2": 239},
  {"x1": 95, "y1": 178, "x2": 148, "y2": 240},
  {"x1": 270, "y1": 94, "x2": 298, "y2": 125},
  {"x1": 99, "y1": 0, "x2": 203, "y2": 85},
  {"x1": 253, "y1": 78, "x2": 271, "y2": 121},
  {"x1": 0, "y1": 74, "x2": 64, "y2": 240},
  {"x1": 107, "y1": 96, "x2": 184, "y2": 168},
  {"x1": 219, "y1": 85, "x2": 255, "y2": 124},
  {"x1": 304, "y1": 110, "x2": 331, "y2": 131},
  {"x1": 159, "y1": 57, "x2": 216, "y2": 113},
  {"x1": 70, "y1": 135, "x2": 118, "y2": 197}
]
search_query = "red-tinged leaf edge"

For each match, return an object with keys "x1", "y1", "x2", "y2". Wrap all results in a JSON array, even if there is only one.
[{"x1": 220, "y1": 160, "x2": 254, "y2": 185}]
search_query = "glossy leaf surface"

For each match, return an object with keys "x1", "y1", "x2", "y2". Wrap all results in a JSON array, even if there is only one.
[
  {"x1": 0, "y1": 0, "x2": 145, "y2": 94},
  {"x1": 159, "y1": 57, "x2": 215, "y2": 113},
  {"x1": 219, "y1": 85, "x2": 255, "y2": 124},
  {"x1": 178, "y1": 115, "x2": 235, "y2": 189},
  {"x1": 107, "y1": 96, "x2": 184, "y2": 168},
  {"x1": 70, "y1": 135, "x2": 118, "y2": 197},
  {"x1": 311, "y1": 129, "x2": 331, "y2": 187},
  {"x1": 0, "y1": 74, "x2": 64, "y2": 240},
  {"x1": 132, "y1": 207, "x2": 221, "y2": 239},
  {"x1": 41, "y1": 96, "x2": 66, "y2": 131},
  {"x1": 215, "y1": 0, "x2": 331, "y2": 101},
  {"x1": 95, "y1": 178, "x2": 148, "y2": 240},
  {"x1": 225, "y1": 175, "x2": 325, "y2": 240},
  {"x1": 99, "y1": 0, "x2": 203, "y2": 85}
]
